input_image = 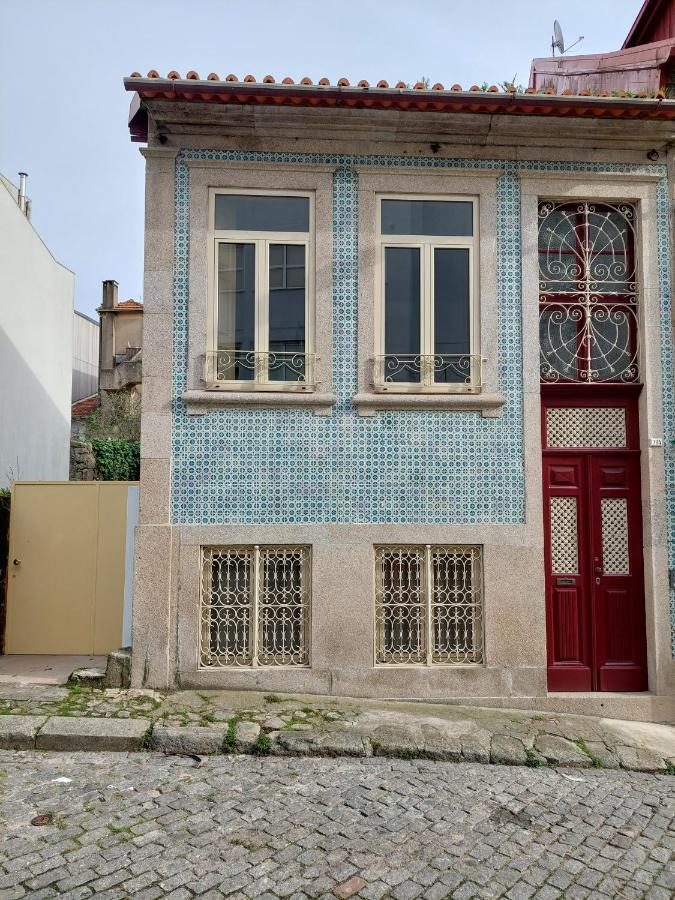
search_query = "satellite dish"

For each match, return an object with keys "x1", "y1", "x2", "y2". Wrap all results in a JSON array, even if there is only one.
[{"x1": 551, "y1": 20, "x2": 584, "y2": 57}]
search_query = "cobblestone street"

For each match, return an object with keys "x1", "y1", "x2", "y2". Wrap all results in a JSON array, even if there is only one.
[{"x1": 0, "y1": 752, "x2": 673, "y2": 899}]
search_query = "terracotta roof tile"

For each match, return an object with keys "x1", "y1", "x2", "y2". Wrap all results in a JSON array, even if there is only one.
[
  {"x1": 71, "y1": 394, "x2": 100, "y2": 417},
  {"x1": 116, "y1": 299, "x2": 143, "y2": 309},
  {"x1": 129, "y1": 70, "x2": 670, "y2": 100}
]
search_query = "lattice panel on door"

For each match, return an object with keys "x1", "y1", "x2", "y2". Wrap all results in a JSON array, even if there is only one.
[
  {"x1": 601, "y1": 498, "x2": 630, "y2": 575},
  {"x1": 546, "y1": 407, "x2": 626, "y2": 448},
  {"x1": 550, "y1": 497, "x2": 579, "y2": 574}
]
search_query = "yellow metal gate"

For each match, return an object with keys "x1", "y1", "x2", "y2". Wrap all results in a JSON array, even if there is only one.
[{"x1": 4, "y1": 481, "x2": 137, "y2": 655}]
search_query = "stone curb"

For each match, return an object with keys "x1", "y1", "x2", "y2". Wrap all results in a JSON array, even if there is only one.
[
  {"x1": 0, "y1": 714, "x2": 673, "y2": 773},
  {"x1": 36, "y1": 716, "x2": 151, "y2": 752}
]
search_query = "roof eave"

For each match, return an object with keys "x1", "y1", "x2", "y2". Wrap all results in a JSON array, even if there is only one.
[{"x1": 123, "y1": 76, "x2": 675, "y2": 143}]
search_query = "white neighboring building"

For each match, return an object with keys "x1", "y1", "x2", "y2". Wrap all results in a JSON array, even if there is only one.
[
  {"x1": 72, "y1": 310, "x2": 99, "y2": 402},
  {"x1": 0, "y1": 173, "x2": 74, "y2": 487}
]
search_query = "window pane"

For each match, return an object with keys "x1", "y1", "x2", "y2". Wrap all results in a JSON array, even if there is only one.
[
  {"x1": 203, "y1": 549, "x2": 252, "y2": 666},
  {"x1": 215, "y1": 194, "x2": 309, "y2": 232},
  {"x1": 268, "y1": 244, "x2": 306, "y2": 382},
  {"x1": 431, "y1": 547, "x2": 483, "y2": 663},
  {"x1": 217, "y1": 243, "x2": 255, "y2": 381},
  {"x1": 375, "y1": 548, "x2": 425, "y2": 664},
  {"x1": 258, "y1": 548, "x2": 309, "y2": 666},
  {"x1": 433, "y1": 248, "x2": 471, "y2": 384},
  {"x1": 381, "y1": 199, "x2": 473, "y2": 236},
  {"x1": 384, "y1": 246, "x2": 421, "y2": 383}
]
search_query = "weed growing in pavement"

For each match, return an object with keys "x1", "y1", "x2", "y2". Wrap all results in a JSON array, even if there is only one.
[
  {"x1": 223, "y1": 716, "x2": 241, "y2": 753},
  {"x1": 525, "y1": 749, "x2": 543, "y2": 767},
  {"x1": 141, "y1": 725, "x2": 154, "y2": 750},
  {"x1": 575, "y1": 738, "x2": 603, "y2": 768},
  {"x1": 107, "y1": 824, "x2": 134, "y2": 841},
  {"x1": 251, "y1": 733, "x2": 272, "y2": 755}
]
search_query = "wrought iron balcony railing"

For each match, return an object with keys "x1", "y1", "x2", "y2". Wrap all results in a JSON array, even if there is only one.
[
  {"x1": 374, "y1": 354, "x2": 483, "y2": 393},
  {"x1": 204, "y1": 350, "x2": 315, "y2": 391}
]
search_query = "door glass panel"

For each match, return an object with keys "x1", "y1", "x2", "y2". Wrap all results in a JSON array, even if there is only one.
[
  {"x1": 217, "y1": 243, "x2": 255, "y2": 381},
  {"x1": 601, "y1": 498, "x2": 630, "y2": 575},
  {"x1": 268, "y1": 244, "x2": 306, "y2": 382},
  {"x1": 384, "y1": 246, "x2": 421, "y2": 383},
  {"x1": 381, "y1": 199, "x2": 473, "y2": 236},
  {"x1": 550, "y1": 497, "x2": 579, "y2": 574},
  {"x1": 539, "y1": 308, "x2": 581, "y2": 381},
  {"x1": 433, "y1": 247, "x2": 471, "y2": 384},
  {"x1": 215, "y1": 194, "x2": 309, "y2": 232}
]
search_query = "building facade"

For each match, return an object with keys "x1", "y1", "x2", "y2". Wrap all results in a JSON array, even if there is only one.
[
  {"x1": 0, "y1": 173, "x2": 74, "y2": 487},
  {"x1": 126, "y1": 73, "x2": 675, "y2": 721},
  {"x1": 98, "y1": 280, "x2": 143, "y2": 394},
  {"x1": 72, "y1": 310, "x2": 99, "y2": 403}
]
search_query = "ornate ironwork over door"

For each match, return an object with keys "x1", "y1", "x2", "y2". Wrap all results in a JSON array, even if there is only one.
[{"x1": 538, "y1": 201, "x2": 639, "y2": 385}]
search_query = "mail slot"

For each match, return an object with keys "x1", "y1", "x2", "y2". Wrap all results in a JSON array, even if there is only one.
[{"x1": 556, "y1": 577, "x2": 575, "y2": 586}]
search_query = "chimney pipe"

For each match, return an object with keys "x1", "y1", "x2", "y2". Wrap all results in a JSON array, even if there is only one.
[{"x1": 17, "y1": 172, "x2": 28, "y2": 215}]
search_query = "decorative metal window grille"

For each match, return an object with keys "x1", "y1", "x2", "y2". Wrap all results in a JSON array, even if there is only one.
[
  {"x1": 549, "y1": 497, "x2": 579, "y2": 574},
  {"x1": 601, "y1": 498, "x2": 630, "y2": 575},
  {"x1": 375, "y1": 545, "x2": 483, "y2": 665},
  {"x1": 546, "y1": 407, "x2": 627, "y2": 448},
  {"x1": 200, "y1": 546, "x2": 310, "y2": 667},
  {"x1": 538, "y1": 201, "x2": 639, "y2": 384}
]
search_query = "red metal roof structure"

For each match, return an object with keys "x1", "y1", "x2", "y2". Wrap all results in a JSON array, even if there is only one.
[
  {"x1": 624, "y1": 0, "x2": 675, "y2": 48},
  {"x1": 530, "y1": 37, "x2": 675, "y2": 95}
]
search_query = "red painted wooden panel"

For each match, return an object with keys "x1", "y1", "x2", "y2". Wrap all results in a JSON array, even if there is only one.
[{"x1": 542, "y1": 391, "x2": 648, "y2": 693}]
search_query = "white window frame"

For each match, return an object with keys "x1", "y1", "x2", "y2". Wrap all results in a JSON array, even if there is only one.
[
  {"x1": 374, "y1": 193, "x2": 480, "y2": 394},
  {"x1": 207, "y1": 188, "x2": 315, "y2": 392}
]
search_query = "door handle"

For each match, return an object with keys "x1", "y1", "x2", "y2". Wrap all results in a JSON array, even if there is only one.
[
  {"x1": 12, "y1": 558, "x2": 21, "y2": 566},
  {"x1": 594, "y1": 566, "x2": 602, "y2": 574}
]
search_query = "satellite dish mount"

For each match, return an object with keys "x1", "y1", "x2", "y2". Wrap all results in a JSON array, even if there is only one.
[{"x1": 551, "y1": 20, "x2": 584, "y2": 57}]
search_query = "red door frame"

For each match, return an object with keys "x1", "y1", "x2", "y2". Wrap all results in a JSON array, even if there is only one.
[{"x1": 541, "y1": 384, "x2": 648, "y2": 692}]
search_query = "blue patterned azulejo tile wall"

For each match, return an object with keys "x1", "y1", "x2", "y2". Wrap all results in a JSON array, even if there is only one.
[
  {"x1": 171, "y1": 150, "x2": 675, "y2": 655},
  {"x1": 172, "y1": 152, "x2": 523, "y2": 526}
]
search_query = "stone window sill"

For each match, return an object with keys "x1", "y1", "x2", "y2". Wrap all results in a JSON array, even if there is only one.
[
  {"x1": 352, "y1": 392, "x2": 506, "y2": 417},
  {"x1": 182, "y1": 389, "x2": 336, "y2": 416}
]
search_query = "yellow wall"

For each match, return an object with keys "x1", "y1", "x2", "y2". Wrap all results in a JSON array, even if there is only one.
[{"x1": 4, "y1": 481, "x2": 137, "y2": 654}]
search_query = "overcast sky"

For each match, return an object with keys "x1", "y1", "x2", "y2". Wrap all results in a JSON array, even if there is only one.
[{"x1": 1, "y1": 0, "x2": 641, "y2": 317}]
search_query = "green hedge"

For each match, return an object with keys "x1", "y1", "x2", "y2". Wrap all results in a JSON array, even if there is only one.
[{"x1": 91, "y1": 439, "x2": 140, "y2": 481}]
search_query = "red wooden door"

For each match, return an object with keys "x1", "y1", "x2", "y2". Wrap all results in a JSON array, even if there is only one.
[
  {"x1": 542, "y1": 397, "x2": 648, "y2": 692},
  {"x1": 589, "y1": 455, "x2": 647, "y2": 691}
]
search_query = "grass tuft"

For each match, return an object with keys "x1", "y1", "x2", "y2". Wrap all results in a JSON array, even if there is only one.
[
  {"x1": 251, "y1": 733, "x2": 272, "y2": 756},
  {"x1": 575, "y1": 738, "x2": 603, "y2": 768}
]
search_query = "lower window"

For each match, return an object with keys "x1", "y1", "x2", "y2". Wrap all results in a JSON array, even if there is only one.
[
  {"x1": 200, "y1": 545, "x2": 310, "y2": 668},
  {"x1": 375, "y1": 545, "x2": 484, "y2": 665}
]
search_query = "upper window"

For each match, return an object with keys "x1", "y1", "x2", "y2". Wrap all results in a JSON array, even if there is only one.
[
  {"x1": 208, "y1": 191, "x2": 314, "y2": 390},
  {"x1": 375, "y1": 195, "x2": 480, "y2": 393},
  {"x1": 538, "y1": 200, "x2": 639, "y2": 384}
]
